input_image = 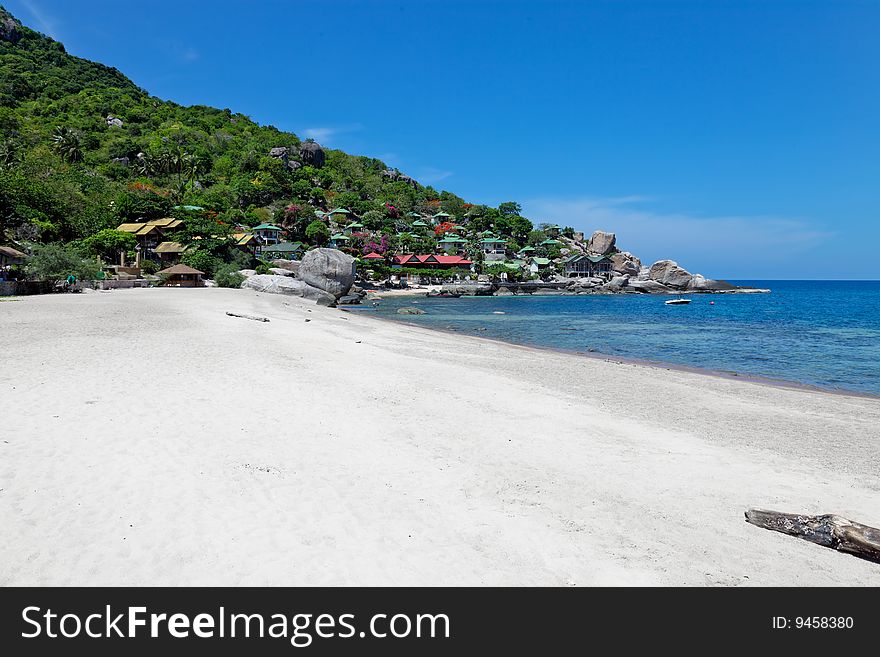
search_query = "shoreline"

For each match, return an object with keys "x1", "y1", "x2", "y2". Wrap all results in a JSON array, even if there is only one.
[
  {"x1": 348, "y1": 300, "x2": 880, "y2": 402},
  {"x1": 3, "y1": 287, "x2": 879, "y2": 586}
]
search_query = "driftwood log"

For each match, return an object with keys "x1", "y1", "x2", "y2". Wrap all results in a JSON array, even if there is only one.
[
  {"x1": 745, "y1": 509, "x2": 880, "y2": 564},
  {"x1": 226, "y1": 312, "x2": 269, "y2": 323}
]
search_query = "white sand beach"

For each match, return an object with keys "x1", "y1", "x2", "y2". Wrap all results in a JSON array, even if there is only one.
[{"x1": 1, "y1": 287, "x2": 879, "y2": 586}]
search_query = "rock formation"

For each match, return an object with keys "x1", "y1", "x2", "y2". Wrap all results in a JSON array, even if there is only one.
[
  {"x1": 610, "y1": 251, "x2": 641, "y2": 276},
  {"x1": 298, "y1": 248, "x2": 355, "y2": 298},
  {"x1": 241, "y1": 274, "x2": 336, "y2": 306},
  {"x1": 587, "y1": 230, "x2": 617, "y2": 255},
  {"x1": 299, "y1": 141, "x2": 325, "y2": 168},
  {"x1": 648, "y1": 260, "x2": 694, "y2": 289},
  {"x1": 0, "y1": 12, "x2": 21, "y2": 43}
]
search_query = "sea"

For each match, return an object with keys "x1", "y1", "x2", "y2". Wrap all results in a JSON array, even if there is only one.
[{"x1": 358, "y1": 281, "x2": 880, "y2": 397}]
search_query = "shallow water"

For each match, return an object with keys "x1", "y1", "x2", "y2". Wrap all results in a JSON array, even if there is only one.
[{"x1": 359, "y1": 280, "x2": 880, "y2": 396}]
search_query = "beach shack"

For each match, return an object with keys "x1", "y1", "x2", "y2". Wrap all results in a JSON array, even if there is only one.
[
  {"x1": 262, "y1": 242, "x2": 304, "y2": 260},
  {"x1": 232, "y1": 232, "x2": 259, "y2": 258},
  {"x1": 157, "y1": 263, "x2": 204, "y2": 287},
  {"x1": 431, "y1": 211, "x2": 452, "y2": 225},
  {"x1": 0, "y1": 245, "x2": 27, "y2": 268},
  {"x1": 343, "y1": 222, "x2": 364, "y2": 235},
  {"x1": 328, "y1": 208, "x2": 351, "y2": 223},
  {"x1": 563, "y1": 253, "x2": 612, "y2": 278},
  {"x1": 528, "y1": 257, "x2": 552, "y2": 275}
]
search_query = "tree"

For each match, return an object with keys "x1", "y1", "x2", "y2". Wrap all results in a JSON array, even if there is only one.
[
  {"x1": 50, "y1": 126, "x2": 83, "y2": 163},
  {"x1": 181, "y1": 248, "x2": 220, "y2": 277},
  {"x1": 305, "y1": 219, "x2": 330, "y2": 246},
  {"x1": 25, "y1": 243, "x2": 101, "y2": 281},
  {"x1": 82, "y1": 229, "x2": 136, "y2": 261},
  {"x1": 498, "y1": 201, "x2": 522, "y2": 217}
]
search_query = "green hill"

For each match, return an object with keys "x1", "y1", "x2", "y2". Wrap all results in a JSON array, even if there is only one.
[{"x1": 1, "y1": 5, "x2": 559, "y2": 276}]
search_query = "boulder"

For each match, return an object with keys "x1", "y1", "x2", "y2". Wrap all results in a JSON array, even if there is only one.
[
  {"x1": 566, "y1": 277, "x2": 603, "y2": 289},
  {"x1": 648, "y1": 260, "x2": 694, "y2": 289},
  {"x1": 495, "y1": 286, "x2": 514, "y2": 296},
  {"x1": 270, "y1": 259, "x2": 299, "y2": 273},
  {"x1": 703, "y1": 279, "x2": 738, "y2": 291},
  {"x1": 241, "y1": 274, "x2": 336, "y2": 305},
  {"x1": 687, "y1": 274, "x2": 709, "y2": 291},
  {"x1": 299, "y1": 141, "x2": 325, "y2": 167},
  {"x1": 440, "y1": 283, "x2": 495, "y2": 296},
  {"x1": 0, "y1": 12, "x2": 22, "y2": 43},
  {"x1": 111, "y1": 156, "x2": 130, "y2": 166},
  {"x1": 106, "y1": 116, "x2": 124, "y2": 128},
  {"x1": 397, "y1": 307, "x2": 426, "y2": 315},
  {"x1": 238, "y1": 269, "x2": 257, "y2": 278},
  {"x1": 587, "y1": 230, "x2": 616, "y2": 255},
  {"x1": 298, "y1": 248, "x2": 356, "y2": 298},
  {"x1": 268, "y1": 267, "x2": 296, "y2": 277},
  {"x1": 627, "y1": 279, "x2": 673, "y2": 294},
  {"x1": 337, "y1": 295, "x2": 361, "y2": 305},
  {"x1": 610, "y1": 251, "x2": 641, "y2": 276},
  {"x1": 606, "y1": 275, "x2": 630, "y2": 291},
  {"x1": 268, "y1": 146, "x2": 290, "y2": 159}
]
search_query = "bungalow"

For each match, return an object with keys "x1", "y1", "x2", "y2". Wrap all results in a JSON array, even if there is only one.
[
  {"x1": 157, "y1": 263, "x2": 204, "y2": 287},
  {"x1": 411, "y1": 220, "x2": 429, "y2": 230},
  {"x1": 392, "y1": 254, "x2": 472, "y2": 270},
  {"x1": 437, "y1": 235, "x2": 467, "y2": 254},
  {"x1": 252, "y1": 223, "x2": 282, "y2": 246},
  {"x1": 232, "y1": 232, "x2": 259, "y2": 258},
  {"x1": 540, "y1": 238, "x2": 564, "y2": 248},
  {"x1": 517, "y1": 245, "x2": 536, "y2": 258},
  {"x1": 563, "y1": 253, "x2": 613, "y2": 278},
  {"x1": 262, "y1": 242, "x2": 304, "y2": 260},
  {"x1": 480, "y1": 236, "x2": 507, "y2": 260},
  {"x1": 431, "y1": 211, "x2": 452, "y2": 225},
  {"x1": 328, "y1": 208, "x2": 351, "y2": 223},
  {"x1": 329, "y1": 233, "x2": 350, "y2": 249},
  {"x1": 153, "y1": 241, "x2": 187, "y2": 265},
  {"x1": 343, "y1": 222, "x2": 364, "y2": 235},
  {"x1": 116, "y1": 218, "x2": 183, "y2": 260},
  {"x1": 544, "y1": 224, "x2": 561, "y2": 237},
  {"x1": 528, "y1": 257, "x2": 552, "y2": 275},
  {"x1": 0, "y1": 245, "x2": 27, "y2": 268},
  {"x1": 362, "y1": 252, "x2": 385, "y2": 262}
]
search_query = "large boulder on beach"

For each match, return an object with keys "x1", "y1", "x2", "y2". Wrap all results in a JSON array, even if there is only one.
[
  {"x1": 440, "y1": 283, "x2": 495, "y2": 296},
  {"x1": 687, "y1": 274, "x2": 709, "y2": 291},
  {"x1": 610, "y1": 251, "x2": 641, "y2": 276},
  {"x1": 587, "y1": 231, "x2": 617, "y2": 255},
  {"x1": 298, "y1": 248, "x2": 356, "y2": 298},
  {"x1": 241, "y1": 274, "x2": 336, "y2": 305},
  {"x1": 268, "y1": 267, "x2": 296, "y2": 277},
  {"x1": 648, "y1": 260, "x2": 694, "y2": 289},
  {"x1": 271, "y1": 259, "x2": 299, "y2": 274},
  {"x1": 238, "y1": 269, "x2": 257, "y2": 278}
]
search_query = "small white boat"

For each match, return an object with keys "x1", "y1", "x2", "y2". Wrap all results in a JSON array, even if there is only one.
[{"x1": 665, "y1": 298, "x2": 691, "y2": 305}]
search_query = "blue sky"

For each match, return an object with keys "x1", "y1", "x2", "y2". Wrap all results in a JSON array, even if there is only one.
[{"x1": 7, "y1": 0, "x2": 879, "y2": 278}]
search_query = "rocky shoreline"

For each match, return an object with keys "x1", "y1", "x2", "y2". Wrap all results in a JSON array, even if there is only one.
[{"x1": 432, "y1": 278, "x2": 770, "y2": 298}]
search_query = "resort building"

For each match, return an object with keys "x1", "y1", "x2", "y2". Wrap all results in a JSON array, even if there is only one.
[
  {"x1": 480, "y1": 236, "x2": 507, "y2": 260},
  {"x1": 528, "y1": 257, "x2": 552, "y2": 275},
  {"x1": 343, "y1": 222, "x2": 364, "y2": 235},
  {"x1": 392, "y1": 254, "x2": 473, "y2": 269},
  {"x1": 411, "y1": 219, "x2": 429, "y2": 230},
  {"x1": 329, "y1": 233, "x2": 350, "y2": 249},
  {"x1": 563, "y1": 253, "x2": 613, "y2": 277},
  {"x1": 157, "y1": 263, "x2": 205, "y2": 287},
  {"x1": 362, "y1": 252, "x2": 385, "y2": 262},
  {"x1": 328, "y1": 208, "x2": 351, "y2": 223},
  {"x1": 262, "y1": 242, "x2": 304, "y2": 260},
  {"x1": 252, "y1": 223, "x2": 282, "y2": 246},
  {"x1": 116, "y1": 219, "x2": 183, "y2": 259},
  {"x1": 437, "y1": 235, "x2": 467, "y2": 254},
  {"x1": 432, "y1": 211, "x2": 452, "y2": 225},
  {"x1": 153, "y1": 241, "x2": 187, "y2": 265},
  {"x1": 232, "y1": 233, "x2": 259, "y2": 258}
]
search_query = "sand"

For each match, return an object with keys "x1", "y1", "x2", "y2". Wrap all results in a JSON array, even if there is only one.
[{"x1": 1, "y1": 287, "x2": 879, "y2": 586}]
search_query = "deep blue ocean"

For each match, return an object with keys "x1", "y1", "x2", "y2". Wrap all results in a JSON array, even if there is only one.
[{"x1": 360, "y1": 281, "x2": 880, "y2": 396}]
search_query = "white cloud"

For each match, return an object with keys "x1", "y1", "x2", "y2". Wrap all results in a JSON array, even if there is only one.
[
  {"x1": 301, "y1": 123, "x2": 364, "y2": 146},
  {"x1": 20, "y1": 0, "x2": 57, "y2": 37},
  {"x1": 415, "y1": 167, "x2": 453, "y2": 185},
  {"x1": 522, "y1": 196, "x2": 834, "y2": 279}
]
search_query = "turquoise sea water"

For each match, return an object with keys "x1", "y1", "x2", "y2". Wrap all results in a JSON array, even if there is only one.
[{"x1": 359, "y1": 281, "x2": 880, "y2": 396}]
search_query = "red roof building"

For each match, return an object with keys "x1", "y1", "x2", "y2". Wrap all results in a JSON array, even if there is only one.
[
  {"x1": 362, "y1": 252, "x2": 385, "y2": 260},
  {"x1": 392, "y1": 254, "x2": 473, "y2": 269}
]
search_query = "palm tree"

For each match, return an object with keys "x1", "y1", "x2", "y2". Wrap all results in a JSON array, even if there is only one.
[{"x1": 50, "y1": 126, "x2": 83, "y2": 163}]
